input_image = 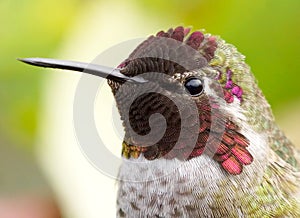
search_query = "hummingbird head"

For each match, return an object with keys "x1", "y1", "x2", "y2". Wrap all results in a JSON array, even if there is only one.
[
  {"x1": 107, "y1": 27, "x2": 254, "y2": 175},
  {"x1": 19, "y1": 26, "x2": 266, "y2": 175}
]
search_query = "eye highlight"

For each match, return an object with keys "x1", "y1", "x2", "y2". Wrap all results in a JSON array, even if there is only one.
[{"x1": 184, "y1": 77, "x2": 204, "y2": 96}]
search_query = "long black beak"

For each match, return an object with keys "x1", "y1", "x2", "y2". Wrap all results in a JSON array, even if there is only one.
[{"x1": 18, "y1": 57, "x2": 147, "y2": 84}]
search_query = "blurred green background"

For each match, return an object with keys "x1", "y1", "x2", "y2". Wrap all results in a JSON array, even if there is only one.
[
  {"x1": 0, "y1": 0, "x2": 299, "y2": 216},
  {"x1": 0, "y1": 0, "x2": 80, "y2": 152}
]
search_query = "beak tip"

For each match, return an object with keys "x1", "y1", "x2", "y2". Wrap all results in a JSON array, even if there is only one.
[
  {"x1": 17, "y1": 58, "x2": 36, "y2": 65},
  {"x1": 17, "y1": 58, "x2": 25, "y2": 62},
  {"x1": 17, "y1": 57, "x2": 55, "y2": 68}
]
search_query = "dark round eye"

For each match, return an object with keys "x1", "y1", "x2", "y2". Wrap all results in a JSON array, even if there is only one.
[{"x1": 184, "y1": 77, "x2": 204, "y2": 96}]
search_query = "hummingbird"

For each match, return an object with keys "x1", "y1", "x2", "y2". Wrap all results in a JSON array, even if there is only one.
[{"x1": 19, "y1": 26, "x2": 300, "y2": 217}]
